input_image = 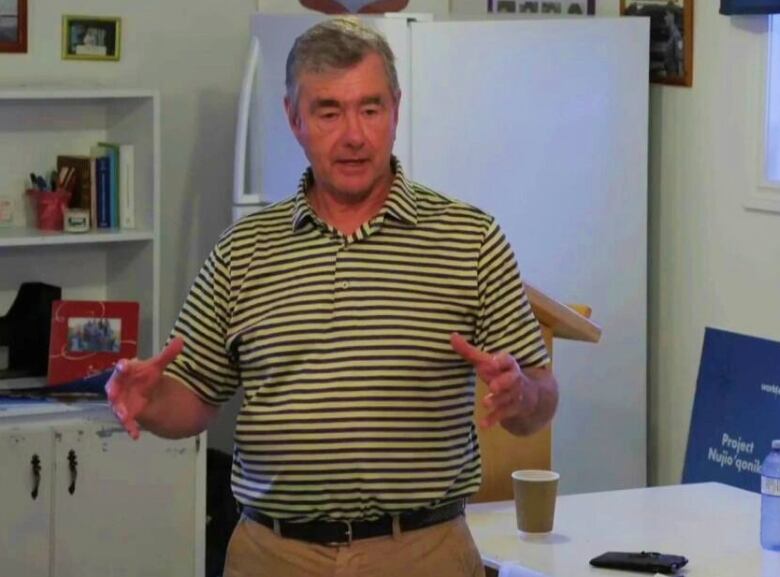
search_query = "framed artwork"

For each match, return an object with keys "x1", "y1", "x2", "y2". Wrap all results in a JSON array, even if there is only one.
[
  {"x1": 62, "y1": 15, "x2": 121, "y2": 62},
  {"x1": 489, "y1": 1, "x2": 595, "y2": 14},
  {"x1": 298, "y1": 0, "x2": 410, "y2": 12},
  {"x1": 0, "y1": 0, "x2": 27, "y2": 53},
  {"x1": 47, "y1": 300, "x2": 139, "y2": 386},
  {"x1": 620, "y1": 0, "x2": 694, "y2": 87}
]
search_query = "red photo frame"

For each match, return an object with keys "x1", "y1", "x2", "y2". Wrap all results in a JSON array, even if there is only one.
[
  {"x1": 47, "y1": 300, "x2": 139, "y2": 386},
  {"x1": 0, "y1": 0, "x2": 28, "y2": 54}
]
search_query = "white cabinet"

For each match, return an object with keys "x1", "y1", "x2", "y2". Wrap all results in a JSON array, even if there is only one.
[
  {"x1": 0, "y1": 422, "x2": 52, "y2": 577},
  {"x1": 0, "y1": 405, "x2": 205, "y2": 577},
  {"x1": 0, "y1": 89, "x2": 161, "y2": 363}
]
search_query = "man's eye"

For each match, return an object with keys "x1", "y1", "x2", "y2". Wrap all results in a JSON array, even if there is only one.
[{"x1": 319, "y1": 111, "x2": 339, "y2": 120}]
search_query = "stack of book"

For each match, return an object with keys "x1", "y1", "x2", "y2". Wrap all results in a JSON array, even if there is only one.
[{"x1": 56, "y1": 142, "x2": 135, "y2": 230}]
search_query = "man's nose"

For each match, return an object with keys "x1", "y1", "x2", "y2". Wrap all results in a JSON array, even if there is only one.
[{"x1": 342, "y1": 111, "x2": 366, "y2": 147}]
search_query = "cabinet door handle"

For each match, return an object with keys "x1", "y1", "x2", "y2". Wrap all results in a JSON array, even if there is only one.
[
  {"x1": 67, "y1": 449, "x2": 78, "y2": 495},
  {"x1": 31, "y1": 454, "x2": 42, "y2": 500}
]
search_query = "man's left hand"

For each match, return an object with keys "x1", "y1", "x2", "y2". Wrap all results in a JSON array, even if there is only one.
[{"x1": 450, "y1": 332, "x2": 537, "y2": 429}]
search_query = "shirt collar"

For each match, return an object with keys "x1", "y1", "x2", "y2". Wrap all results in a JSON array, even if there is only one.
[{"x1": 291, "y1": 156, "x2": 418, "y2": 232}]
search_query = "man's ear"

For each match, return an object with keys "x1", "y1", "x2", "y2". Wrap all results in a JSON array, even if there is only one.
[
  {"x1": 284, "y1": 96, "x2": 302, "y2": 139},
  {"x1": 393, "y1": 90, "x2": 401, "y2": 125}
]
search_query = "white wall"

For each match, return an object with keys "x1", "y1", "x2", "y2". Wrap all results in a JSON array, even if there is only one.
[
  {"x1": 448, "y1": 1, "x2": 780, "y2": 488},
  {"x1": 644, "y1": 7, "x2": 780, "y2": 485},
  {"x1": 0, "y1": 0, "x2": 256, "y2": 351},
  {"x1": 598, "y1": 1, "x2": 780, "y2": 486}
]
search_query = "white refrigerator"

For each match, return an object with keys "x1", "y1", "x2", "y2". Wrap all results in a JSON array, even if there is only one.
[{"x1": 231, "y1": 12, "x2": 650, "y2": 494}]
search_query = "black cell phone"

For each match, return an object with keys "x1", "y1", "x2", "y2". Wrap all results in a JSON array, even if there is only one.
[{"x1": 589, "y1": 551, "x2": 689, "y2": 574}]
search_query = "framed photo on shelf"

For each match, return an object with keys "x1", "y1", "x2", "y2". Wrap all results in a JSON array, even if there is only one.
[
  {"x1": 488, "y1": 1, "x2": 595, "y2": 14},
  {"x1": 0, "y1": 195, "x2": 16, "y2": 226},
  {"x1": 0, "y1": 0, "x2": 27, "y2": 53},
  {"x1": 62, "y1": 15, "x2": 121, "y2": 61},
  {"x1": 620, "y1": 0, "x2": 693, "y2": 87},
  {"x1": 47, "y1": 300, "x2": 139, "y2": 386}
]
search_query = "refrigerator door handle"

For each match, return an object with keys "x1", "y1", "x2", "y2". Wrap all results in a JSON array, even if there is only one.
[{"x1": 233, "y1": 36, "x2": 262, "y2": 206}]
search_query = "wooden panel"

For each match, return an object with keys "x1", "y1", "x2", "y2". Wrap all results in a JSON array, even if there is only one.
[
  {"x1": 470, "y1": 325, "x2": 554, "y2": 503},
  {"x1": 525, "y1": 283, "x2": 601, "y2": 343}
]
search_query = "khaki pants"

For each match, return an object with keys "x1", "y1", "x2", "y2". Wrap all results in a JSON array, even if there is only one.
[{"x1": 223, "y1": 515, "x2": 486, "y2": 577}]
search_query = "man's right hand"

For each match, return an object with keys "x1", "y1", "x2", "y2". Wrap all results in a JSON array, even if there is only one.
[{"x1": 105, "y1": 337, "x2": 184, "y2": 440}]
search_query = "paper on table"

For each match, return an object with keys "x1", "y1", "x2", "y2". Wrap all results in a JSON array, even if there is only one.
[{"x1": 498, "y1": 563, "x2": 549, "y2": 577}]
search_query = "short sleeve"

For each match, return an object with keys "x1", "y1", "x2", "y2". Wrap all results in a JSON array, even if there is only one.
[
  {"x1": 475, "y1": 219, "x2": 549, "y2": 368},
  {"x1": 164, "y1": 240, "x2": 239, "y2": 404}
]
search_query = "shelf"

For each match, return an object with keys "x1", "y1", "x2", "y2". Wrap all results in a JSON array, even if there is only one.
[
  {"x1": 0, "y1": 227, "x2": 154, "y2": 248},
  {"x1": 0, "y1": 399, "x2": 106, "y2": 420},
  {"x1": 0, "y1": 87, "x2": 157, "y2": 101},
  {"x1": 0, "y1": 377, "x2": 107, "y2": 419}
]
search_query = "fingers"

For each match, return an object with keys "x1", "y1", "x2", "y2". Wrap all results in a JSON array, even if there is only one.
[
  {"x1": 450, "y1": 332, "x2": 492, "y2": 367},
  {"x1": 104, "y1": 339, "x2": 181, "y2": 441},
  {"x1": 105, "y1": 360, "x2": 128, "y2": 402},
  {"x1": 451, "y1": 333, "x2": 515, "y2": 374},
  {"x1": 480, "y1": 401, "x2": 520, "y2": 428},
  {"x1": 113, "y1": 401, "x2": 141, "y2": 440},
  {"x1": 480, "y1": 364, "x2": 527, "y2": 429},
  {"x1": 150, "y1": 336, "x2": 184, "y2": 370},
  {"x1": 451, "y1": 333, "x2": 527, "y2": 428},
  {"x1": 104, "y1": 359, "x2": 145, "y2": 440},
  {"x1": 490, "y1": 351, "x2": 516, "y2": 374},
  {"x1": 481, "y1": 385, "x2": 524, "y2": 428}
]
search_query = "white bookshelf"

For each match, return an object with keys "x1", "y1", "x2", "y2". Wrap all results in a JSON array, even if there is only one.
[
  {"x1": 0, "y1": 88, "x2": 161, "y2": 356},
  {"x1": 0, "y1": 89, "x2": 205, "y2": 577}
]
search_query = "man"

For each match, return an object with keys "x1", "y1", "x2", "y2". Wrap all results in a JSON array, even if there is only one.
[{"x1": 106, "y1": 17, "x2": 558, "y2": 577}]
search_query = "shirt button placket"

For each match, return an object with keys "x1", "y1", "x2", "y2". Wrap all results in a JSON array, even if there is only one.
[{"x1": 335, "y1": 241, "x2": 350, "y2": 297}]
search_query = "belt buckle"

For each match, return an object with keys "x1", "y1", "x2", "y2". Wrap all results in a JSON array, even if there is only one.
[{"x1": 327, "y1": 520, "x2": 353, "y2": 546}]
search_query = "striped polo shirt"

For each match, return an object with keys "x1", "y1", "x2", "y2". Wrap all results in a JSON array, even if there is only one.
[{"x1": 166, "y1": 160, "x2": 548, "y2": 521}]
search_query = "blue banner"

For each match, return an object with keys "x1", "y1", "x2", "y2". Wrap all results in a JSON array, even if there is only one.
[{"x1": 683, "y1": 327, "x2": 780, "y2": 492}]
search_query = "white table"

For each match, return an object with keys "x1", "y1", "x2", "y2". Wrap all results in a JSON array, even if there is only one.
[{"x1": 466, "y1": 482, "x2": 780, "y2": 576}]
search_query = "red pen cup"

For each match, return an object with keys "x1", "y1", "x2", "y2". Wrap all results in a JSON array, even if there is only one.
[{"x1": 26, "y1": 189, "x2": 71, "y2": 231}]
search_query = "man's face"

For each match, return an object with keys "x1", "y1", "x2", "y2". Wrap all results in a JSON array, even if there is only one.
[{"x1": 285, "y1": 52, "x2": 400, "y2": 204}]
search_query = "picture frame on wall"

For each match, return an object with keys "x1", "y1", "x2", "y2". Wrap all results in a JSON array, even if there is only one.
[
  {"x1": 488, "y1": 1, "x2": 595, "y2": 14},
  {"x1": 62, "y1": 15, "x2": 121, "y2": 62},
  {"x1": 620, "y1": 0, "x2": 694, "y2": 87},
  {"x1": 0, "y1": 0, "x2": 27, "y2": 53},
  {"x1": 47, "y1": 300, "x2": 139, "y2": 386}
]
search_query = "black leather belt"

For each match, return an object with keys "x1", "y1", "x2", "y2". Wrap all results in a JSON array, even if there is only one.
[{"x1": 240, "y1": 499, "x2": 466, "y2": 546}]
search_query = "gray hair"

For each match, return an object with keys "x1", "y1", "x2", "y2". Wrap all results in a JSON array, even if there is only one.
[{"x1": 285, "y1": 17, "x2": 400, "y2": 113}]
